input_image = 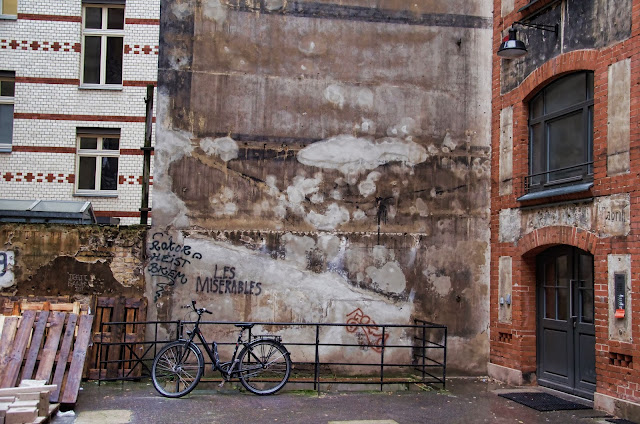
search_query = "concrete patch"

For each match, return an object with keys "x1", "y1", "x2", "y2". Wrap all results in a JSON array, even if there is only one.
[{"x1": 75, "y1": 409, "x2": 132, "y2": 424}]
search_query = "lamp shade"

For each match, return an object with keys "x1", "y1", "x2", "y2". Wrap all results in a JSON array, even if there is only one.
[{"x1": 497, "y1": 28, "x2": 527, "y2": 59}]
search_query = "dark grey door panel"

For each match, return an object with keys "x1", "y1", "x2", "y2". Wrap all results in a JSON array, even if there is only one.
[{"x1": 537, "y1": 246, "x2": 595, "y2": 399}]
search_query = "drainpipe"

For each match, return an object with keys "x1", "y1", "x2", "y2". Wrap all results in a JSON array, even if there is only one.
[{"x1": 140, "y1": 84, "x2": 154, "y2": 225}]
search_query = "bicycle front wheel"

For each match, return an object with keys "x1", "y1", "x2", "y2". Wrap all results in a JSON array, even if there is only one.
[
  {"x1": 152, "y1": 341, "x2": 204, "y2": 398},
  {"x1": 238, "y1": 340, "x2": 291, "y2": 395}
]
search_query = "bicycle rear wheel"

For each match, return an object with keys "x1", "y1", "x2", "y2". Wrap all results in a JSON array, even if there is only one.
[
  {"x1": 152, "y1": 341, "x2": 204, "y2": 398},
  {"x1": 238, "y1": 340, "x2": 291, "y2": 395}
]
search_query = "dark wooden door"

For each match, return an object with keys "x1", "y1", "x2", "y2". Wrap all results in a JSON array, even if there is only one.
[{"x1": 537, "y1": 246, "x2": 596, "y2": 399}]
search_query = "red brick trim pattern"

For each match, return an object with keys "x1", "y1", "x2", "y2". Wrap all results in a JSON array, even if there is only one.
[
  {"x1": 2, "y1": 172, "x2": 153, "y2": 185},
  {"x1": 17, "y1": 14, "x2": 82, "y2": 22},
  {"x1": 1, "y1": 39, "x2": 158, "y2": 55},
  {"x1": 125, "y1": 18, "x2": 160, "y2": 25},
  {"x1": 94, "y1": 210, "x2": 151, "y2": 218},
  {"x1": 14, "y1": 113, "x2": 155, "y2": 123},
  {"x1": 18, "y1": 14, "x2": 159, "y2": 26},
  {"x1": 11, "y1": 147, "x2": 153, "y2": 156}
]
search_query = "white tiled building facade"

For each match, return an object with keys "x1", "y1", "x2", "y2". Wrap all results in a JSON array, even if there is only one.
[{"x1": 0, "y1": 0, "x2": 158, "y2": 225}]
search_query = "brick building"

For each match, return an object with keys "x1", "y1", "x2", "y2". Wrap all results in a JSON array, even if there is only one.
[
  {"x1": 0, "y1": 0, "x2": 159, "y2": 224},
  {"x1": 490, "y1": 0, "x2": 640, "y2": 419}
]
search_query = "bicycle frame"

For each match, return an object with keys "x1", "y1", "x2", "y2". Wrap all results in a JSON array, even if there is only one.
[{"x1": 180, "y1": 308, "x2": 254, "y2": 381}]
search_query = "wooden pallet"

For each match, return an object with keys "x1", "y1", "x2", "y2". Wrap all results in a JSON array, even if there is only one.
[
  {"x1": 87, "y1": 297, "x2": 147, "y2": 380},
  {"x1": 0, "y1": 297, "x2": 88, "y2": 317},
  {"x1": 0, "y1": 310, "x2": 94, "y2": 405},
  {"x1": 0, "y1": 381, "x2": 59, "y2": 424}
]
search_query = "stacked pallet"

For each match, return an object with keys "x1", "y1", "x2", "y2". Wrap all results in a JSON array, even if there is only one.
[
  {"x1": 0, "y1": 305, "x2": 94, "y2": 405},
  {"x1": 0, "y1": 381, "x2": 58, "y2": 424}
]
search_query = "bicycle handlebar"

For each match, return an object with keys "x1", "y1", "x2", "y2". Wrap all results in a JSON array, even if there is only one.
[{"x1": 189, "y1": 300, "x2": 213, "y2": 315}]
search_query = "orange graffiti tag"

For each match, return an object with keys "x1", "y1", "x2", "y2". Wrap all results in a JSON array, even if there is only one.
[{"x1": 345, "y1": 308, "x2": 388, "y2": 353}]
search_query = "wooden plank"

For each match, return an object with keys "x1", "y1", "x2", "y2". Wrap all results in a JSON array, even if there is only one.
[
  {"x1": 60, "y1": 314, "x2": 93, "y2": 404},
  {"x1": 1, "y1": 311, "x2": 37, "y2": 388},
  {"x1": 34, "y1": 312, "x2": 65, "y2": 382},
  {"x1": 106, "y1": 298, "x2": 124, "y2": 379},
  {"x1": 49, "y1": 314, "x2": 77, "y2": 404},
  {"x1": 0, "y1": 316, "x2": 19, "y2": 384},
  {"x1": 0, "y1": 386, "x2": 56, "y2": 396},
  {"x1": 20, "y1": 311, "x2": 50, "y2": 382}
]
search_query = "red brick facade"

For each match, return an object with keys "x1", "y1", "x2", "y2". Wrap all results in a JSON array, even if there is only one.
[{"x1": 491, "y1": 0, "x2": 640, "y2": 412}]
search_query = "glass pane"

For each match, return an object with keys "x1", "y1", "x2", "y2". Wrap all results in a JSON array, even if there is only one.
[
  {"x1": 85, "y1": 7, "x2": 102, "y2": 29},
  {"x1": 587, "y1": 72, "x2": 594, "y2": 100},
  {"x1": 545, "y1": 73, "x2": 587, "y2": 115},
  {"x1": 579, "y1": 254, "x2": 594, "y2": 324},
  {"x1": 555, "y1": 255, "x2": 569, "y2": 321},
  {"x1": 103, "y1": 137, "x2": 120, "y2": 150},
  {"x1": 80, "y1": 137, "x2": 98, "y2": 150},
  {"x1": 105, "y1": 37, "x2": 123, "y2": 85},
  {"x1": 556, "y1": 255, "x2": 568, "y2": 287},
  {"x1": 557, "y1": 288, "x2": 569, "y2": 321},
  {"x1": 107, "y1": 8, "x2": 125, "y2": 29},
  {"x1": 548, "y1": 112, "x2": 585, "y2": 182},
  {"x1": 0, "y1": 80, "x2": 15, "y2": 97},
  {"x1": 530, "y1": 123, "x2": 545, "y2": 186},
  {"x1": 531, "y1": 94, "x2": 544, "y2": 119},
  {"x1": 2, "y1": 0, "x2": 17, "y2": 15},
  {"x1": 0, "y1": 104, "x2": 14, "y2": 145},
  {"x1": 83, "y1": 36, "x2": 101, "y2": 84},
  {"x1": 100, "y1": 157, "x2": 118, "y2": 190},
  {"x1": 545, "y1": 287, "x2": 555, "y2": 319},
  {"x1": 78, "y1": 157, "x2": 97, "y2": 190}
]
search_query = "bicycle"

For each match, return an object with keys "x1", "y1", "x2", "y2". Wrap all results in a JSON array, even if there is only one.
[{"x1": 151, "y1": 300, "x2": 292, "y2": 397}]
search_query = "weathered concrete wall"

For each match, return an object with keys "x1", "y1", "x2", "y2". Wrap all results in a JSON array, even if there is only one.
[
  {"x1": 0, "y1": 224, "x2": 147, "y2": 302},
  {"x1": 153, "y1": 0, "x2": 493, "y2": 374}
]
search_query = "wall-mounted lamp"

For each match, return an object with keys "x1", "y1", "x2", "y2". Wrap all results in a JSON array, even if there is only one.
[{"x1": 497, "y1": 21, "x2": 558, "y2": 59}]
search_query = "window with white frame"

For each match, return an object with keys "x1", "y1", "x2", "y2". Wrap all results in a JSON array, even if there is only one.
[
  {"x1": 0, "y1": 0, "x2": 18, "y2": 17},
  {"x1": 81, "y1": 3, "x2": 125, "y2": 86},
  {"x1": 0, "y1": 72, "x2": 15, "y2": 151},
  {"x1": 76, "y1": 129, "x2": 120, "y2": 194}
]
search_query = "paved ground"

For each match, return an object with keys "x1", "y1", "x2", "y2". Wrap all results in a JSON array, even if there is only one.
[{"x1": 51, "y1": 378, "x2": 627, "y2": 424}]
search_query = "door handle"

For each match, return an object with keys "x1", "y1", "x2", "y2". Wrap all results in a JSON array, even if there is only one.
[{"x1": 571, "y1": 316, "x2": 577, "y2": 328}]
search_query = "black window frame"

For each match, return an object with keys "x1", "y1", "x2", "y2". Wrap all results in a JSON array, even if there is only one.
[{"x1": 525, "y1": 71, "x2": 594, "y2": 195}]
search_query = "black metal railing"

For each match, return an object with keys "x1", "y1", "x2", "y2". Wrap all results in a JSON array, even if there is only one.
[
  {"x1": 523, "y1": 161, "x2": 593, "y2": 194},
  {"x1": 95, "y1": 319, "x2": 447, "y2": 392}
]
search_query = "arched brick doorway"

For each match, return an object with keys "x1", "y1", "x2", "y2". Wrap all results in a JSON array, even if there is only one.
[{"x1": 517, "y1": 227, "x2": 598, "y2": 399}]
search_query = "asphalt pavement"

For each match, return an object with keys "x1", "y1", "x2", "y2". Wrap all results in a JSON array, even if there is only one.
[{"x1": 50, "y1": 377, "x2": 628, "y2": 424}]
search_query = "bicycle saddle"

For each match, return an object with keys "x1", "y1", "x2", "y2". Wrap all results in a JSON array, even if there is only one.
[{"x1": 234, "y1": 323, "x2": 255, "y2": 329}]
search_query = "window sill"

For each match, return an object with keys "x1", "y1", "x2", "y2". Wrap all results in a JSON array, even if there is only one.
[
  {"x1": 79, "y1": 84, "x2": 124, "y2": 91},
  {"x1": 0, "y1": 14, "x2": 18, "y2": 20},
  {"x1": 516, "y1": 182, "x2": 593, "y2": 202},
  {"x1": 0, "y1": 145, "x2": 12, "y2": 153},
  {"x1": 74, "y1": 192, "x2": 118, "y2": 198}
]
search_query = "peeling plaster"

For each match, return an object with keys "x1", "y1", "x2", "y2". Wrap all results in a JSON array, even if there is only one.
[
  {"x1": 324, "y1": 84, "x2": 345, "y2": 109},
  {"x1": 200, "y1": 136, "x2": 239, "y2": 162},
  {"x1": 282, "y1": 233, "x2": 316, "y2": 267},
  {"x1": 153, "y1": 190, "x2": 191, "y2": 229},
  {"x1": 305, "y1": 203, "x2": 350, "y2": 230},
  {"x1": 297, "y1": 135, "x2": 428, "y2": 180},
  {"x1": 387, "y1": 117, "x2": 421, "y2": 138},
  {"x1": 366, "y1": 261, "x2": 407, "y2": 294},
  {"x1": 423, "y1": 265, "x2": 452, "y2": 296},
  {"x1": 358, "y1": 171, "x2": 381, "y2": 197},
  {"x1": 201, "y1": 0, "x2": 228, "y2": 24},
  {"x1": 169, "y1": 237, "x2": 413, "y2": 325}
]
